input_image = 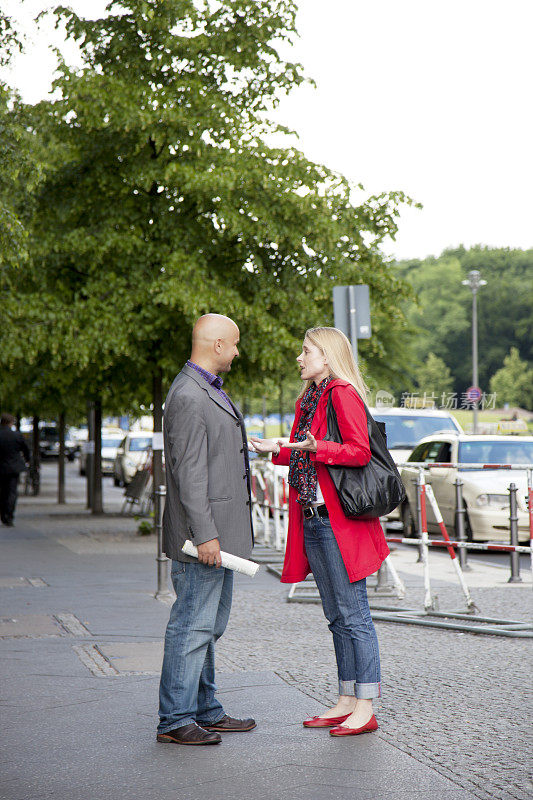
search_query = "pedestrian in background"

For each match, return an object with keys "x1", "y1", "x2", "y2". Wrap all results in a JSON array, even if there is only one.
[
  {"x1": 157, "y1": 314, "x2": 256, "y2": 746},
  {"x1": 0, "y1": 413, "x2": 30, "y2": 527},
  {"x1": 250, "y1": 327, "x2": 389, "y2": 737}
]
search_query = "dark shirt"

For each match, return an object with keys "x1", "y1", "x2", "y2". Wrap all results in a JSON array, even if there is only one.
[
  {"x1": 0, "y1": 426, "x2": 30, "y2": 476},
  {"x1": 186, "y1": 360, "x2": 234, "y2": 411}
]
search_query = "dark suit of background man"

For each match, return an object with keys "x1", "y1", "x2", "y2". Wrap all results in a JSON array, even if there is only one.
[
  {"x1": 0, "y1": 413, "x2": 30, "y2": 527},
  {"x1": 157, "y1": 314, "x2": 255, "y2": 746}
]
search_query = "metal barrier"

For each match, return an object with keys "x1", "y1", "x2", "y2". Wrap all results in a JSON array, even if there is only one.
[
  {"x1": 250, "y1": 462, "x2": 288, "y2": 551},
  {"x1": 251, "y1": 459, "x2": 532, "y2": 635},
  {"x1": 120, "y1": 467, "x2": 152, "y2": 515},
  {"x1": 396, "y1": 461, "x2": 533, "y2": 588}
]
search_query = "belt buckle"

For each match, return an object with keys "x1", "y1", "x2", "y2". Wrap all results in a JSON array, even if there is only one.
[{"x1": 303, "y1": 506, "x2": 316, "y2": 519}]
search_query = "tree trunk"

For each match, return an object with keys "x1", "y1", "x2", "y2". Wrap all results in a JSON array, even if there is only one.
[
  {"x1": 92, "y1": 398, "x2": 103, "y2": 514},
  {"x1": 152, "y1": 369, "x2": 164, "y2": 531},
  {"x1": 58, "y1": 411, "x2": 66, "y2": 504},
  {"x1": 86, "y1": 401, "x2": 94, "y2": 510},
  {"x1": 32, "y1": 415, "x2": 40, "y2": 496}
]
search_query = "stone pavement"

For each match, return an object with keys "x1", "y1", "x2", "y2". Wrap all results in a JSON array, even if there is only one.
[{"x1": 1, "y1": 463, "x2": 532, "y2": 800}]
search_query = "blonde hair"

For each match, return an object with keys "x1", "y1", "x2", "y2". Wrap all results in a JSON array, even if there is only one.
[{"x1": 298, "y1": 326, "x2": 369, "y2": 403}]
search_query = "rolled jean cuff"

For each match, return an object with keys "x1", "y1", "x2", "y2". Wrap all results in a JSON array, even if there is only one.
[
  {"x1": 356, "y1": 682, "x2": 381, "y2": 699},
  {"x1": 339, "y1": 680, "x2": 356, "y2": 696}
]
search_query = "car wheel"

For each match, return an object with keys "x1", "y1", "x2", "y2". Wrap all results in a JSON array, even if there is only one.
[
  {"x1": 113, "y1": 476, "x2": 120, "y2": 487},
  {"x1": 401, "y1": 502, "x2": 418, "y2": 538},
  {"x1": 79, "y1": 467, "x2": 85, "y2": 476}
]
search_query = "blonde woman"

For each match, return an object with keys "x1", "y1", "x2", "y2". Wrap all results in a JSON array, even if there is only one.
[{"x1": 250, "y1": 327, "x2": 389, "y2": 736}]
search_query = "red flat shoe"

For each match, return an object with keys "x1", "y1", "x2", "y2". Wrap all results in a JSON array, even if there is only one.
[
  {"x1": 303, "y1": 713, "x2": 351, "y2": 728},
  {"x1": 329, "y1": 714, "x2": 379, "y2": 736}
]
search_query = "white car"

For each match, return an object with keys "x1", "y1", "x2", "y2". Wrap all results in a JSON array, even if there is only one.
[
  {"x1": 79, "y1": 430, "x2": 125, "y2": 476},
  {"x1": 370, "y1": 407, "x2": 462, "y2": 521},
  {"x1": 399, "y1": 433, "x2": 533, "y2": 543},
  {"x1": 113, "y1": 432, "x2": 153, "y2": 486}
]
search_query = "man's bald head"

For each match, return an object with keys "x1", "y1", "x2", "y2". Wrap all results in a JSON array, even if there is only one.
[
  {"x1": 192, "y1": 314, "x2": 239, "y2": 345},
  {"x1": 190, "y1": 314, "x2": 240, "y2": 375}
]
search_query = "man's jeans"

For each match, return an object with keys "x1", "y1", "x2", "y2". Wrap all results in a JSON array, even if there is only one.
[
  {"x1": 158, "y1": 560, "x2": 233, "y2": 733},
  {"x1": 303, "y1": 515, "x2": 381, "y2": 699}
]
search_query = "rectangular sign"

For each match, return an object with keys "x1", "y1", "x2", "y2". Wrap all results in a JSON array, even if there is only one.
[
  {"x1": 333, "y1": 285, "x2": 371, "y2": 339},
  {"x1": 152, "y1": 432, "x2": 164, "y2": 451}
]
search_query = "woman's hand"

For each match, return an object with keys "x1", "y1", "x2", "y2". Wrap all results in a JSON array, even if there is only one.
[
  {"x1": 249, "y1": 436, "x2": 283, "y2": 454},
  {"x1": 283, "y1": 433, "x2": 318, "y2": 453}
]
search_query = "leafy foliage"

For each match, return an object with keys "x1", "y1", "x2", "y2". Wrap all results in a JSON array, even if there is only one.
[
  {"x1": 395, "y1": 246, "x2": 533, "y2": 405},
  {"x1": 414, "y1": 352, "x2": 453, "y2": 397},
  {"x1": 489, "y1": 348, "x2": 533, "y2": 409},
  {"x1": 2, "y1": 0, "x2": 414, "y2": 420}
]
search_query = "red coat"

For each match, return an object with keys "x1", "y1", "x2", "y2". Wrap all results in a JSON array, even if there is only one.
[{"x1": 273, "y1": 379, "x2": 390, "y2": 584}]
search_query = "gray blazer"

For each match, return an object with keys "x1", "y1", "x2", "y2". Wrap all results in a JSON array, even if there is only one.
[{"x1": 162, "y1": 364, "x2": 254, "y2": 562}]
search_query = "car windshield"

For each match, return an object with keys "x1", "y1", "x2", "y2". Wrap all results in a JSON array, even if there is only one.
[
  {"x1": 101, "y1": 439, "x2": 122, "y2": 449},
  {"x1": 129, "y1": 437, "x2": 152, "y2": 452},
  {"x1": 372, "y1": 415, "x2": 458, "y2": 449},
  {"x1": 458, "y1": 440, "x2": 533, "y2": 467}
]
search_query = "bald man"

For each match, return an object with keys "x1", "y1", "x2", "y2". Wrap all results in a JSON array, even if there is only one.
[{"x1": 157, "y1": 314, "x2": 255, "y2": 746}]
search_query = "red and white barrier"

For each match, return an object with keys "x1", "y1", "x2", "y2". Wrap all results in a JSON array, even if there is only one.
[{"x1": 425, "y1": 484, "x2": 476, "y2": 610}]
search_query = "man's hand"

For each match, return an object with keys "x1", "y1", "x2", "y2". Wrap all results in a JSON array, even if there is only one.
[
  {"x1": 196, "y1": 538, "x2": 222, "y2": 568},
  {"x1": 249, "y1": 436, "x2": 282, "y2": 454}
]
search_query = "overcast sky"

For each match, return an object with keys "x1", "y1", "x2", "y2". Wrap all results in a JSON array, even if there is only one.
[{"x1": 4, "y1": 0, "x2": 532, "y2": 260}]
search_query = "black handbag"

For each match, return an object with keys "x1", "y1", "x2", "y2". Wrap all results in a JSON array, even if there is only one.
[{"x1": 323, "y1": 392, "x2": 406, "y2": 519}]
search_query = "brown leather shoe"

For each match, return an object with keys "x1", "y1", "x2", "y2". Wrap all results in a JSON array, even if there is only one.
[
  {"x1": 202, "y1": 714, "x2": 256, "y2": 732},
  {"x1": 156, "y1": 722, "x2": 221, "y2": 745}
]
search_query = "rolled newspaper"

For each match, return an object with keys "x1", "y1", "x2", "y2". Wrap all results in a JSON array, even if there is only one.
[{"x1": 181, "y1": 540, "x2": 260, "y2": 578}]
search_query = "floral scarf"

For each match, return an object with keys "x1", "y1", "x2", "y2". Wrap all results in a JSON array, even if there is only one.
[{"x1": 288, "y1": 377, "x2": 331, "y2": 505}]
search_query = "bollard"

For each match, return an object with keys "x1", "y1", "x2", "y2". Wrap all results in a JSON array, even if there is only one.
[
  {"x1": 414, "y1": 475, "x2": 423, "y2": 563},
  {"x1": 155, "y1": 484, "x2": 172, "y2": 601},
  {"x1": 454, "y1": 477, "x2": 469, "y2": 570},
  {"x1": 508, "y1": 483, "x2": 522, "y2": 583},
  {"x1": 527, "y1": 469, "x2": 533, "y2": 588}
]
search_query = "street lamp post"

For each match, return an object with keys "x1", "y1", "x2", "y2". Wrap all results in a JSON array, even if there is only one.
[{"x1": 461, "y1": 270, "x2": 487, "y2": 434}]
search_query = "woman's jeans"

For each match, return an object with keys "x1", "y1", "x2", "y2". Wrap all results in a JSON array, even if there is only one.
[
  {"x1": 303, "y1": 514, "x2": 381, "y2": 699},
  {"x1": 158, "y1": 560, "x2": 233, "y2": 733}
]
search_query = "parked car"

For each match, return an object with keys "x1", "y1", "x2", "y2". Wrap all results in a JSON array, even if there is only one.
[
  {"x1": 79, "y1": 430, "x2": 125, "y2": 476},
  {"x1": 370, "y1": 407, "x2": 462, "y2": 521},
  {"x1": 370, "y1": 407, "x2": 463, "y2": 463},
  {"x1": 113, "y1": 432, "x2": 153, "y2": 486},
  {"x1": 399, "y1": 433, "x2": 533, "y2": 542},
  {"x1": 39, "y1": 423, "x2": 77, "y2": 461}
]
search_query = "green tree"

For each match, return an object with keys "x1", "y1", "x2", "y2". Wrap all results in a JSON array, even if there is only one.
[
  {"x1": 414, "y1": 352, "x2": 453, "y2": 398},
  {"x1": 1, "y1": 0, "x2": 417, "y2": 518},
  {"x1": 489, "y1": 347, "x2": 533, "y2": 410},
  {"x1": 395, "y1": 246, "x2": 533, "y2": 394},
  {"x1": 25, "y1": 0, "x2": 413, "y2": 393}
]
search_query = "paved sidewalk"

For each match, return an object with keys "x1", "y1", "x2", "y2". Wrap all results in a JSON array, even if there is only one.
[{"x1": 1, "y1": 464, "x2": 531, "y2": 799}]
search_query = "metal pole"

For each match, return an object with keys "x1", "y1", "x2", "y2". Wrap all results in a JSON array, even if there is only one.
[
  {"x1": 86, "y1": 402, "x2": 94, "y2": 510},
  {"x1": 472, "y1": 287, "x2": 479, "y2": 434},
  {"x1": 155, "y1": 484, "x2": 172, "y2": 601},
  {"x1": 415, "y1": 476, "x2": 423, "y2": 562},
  {"x1": 416, "y1": 469, "x2": 434, "y2": 610},
  {"x1": 348, "y1": 285, "x2": 358, "y2": 365},
  {"x1": 527, "y1": 469, "x2": 533, "y2": 585},
  {"x1": 508, "y1": 483, "x2": 522, "y2": 583},
  {"x1": 454, "y1": 476, "x2": 469, "y2": 570}
]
